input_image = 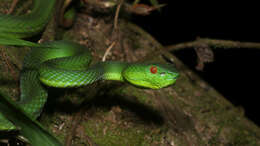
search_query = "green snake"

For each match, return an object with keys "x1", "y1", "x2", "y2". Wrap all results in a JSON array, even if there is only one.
[{"x1": 0, "y1": 0, "x2": 179, "y2": 145}]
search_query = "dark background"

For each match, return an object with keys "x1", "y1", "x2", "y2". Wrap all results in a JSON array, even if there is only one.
[{"x1": 132, "y1": 1, "x2": 260, "y2": 126}]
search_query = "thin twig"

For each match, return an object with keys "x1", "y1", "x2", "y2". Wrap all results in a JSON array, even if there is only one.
[
  {"x1": 113, "y1": 0, "x2": 124, "y2": 30},
  {"x1": 102, "y1": 0, "x2": 124, "y2": 61},
  {"x1": 102, "y1": 41, "x2": 116, "y2": 62},
  {"x1": 165, "y1": 38, "x2": 260, "y2": 51},
  {"x1": 59, "y1": 0, "x2": 72, "y2": 27},
  {"x1": 7, "y1": 0, "x2": 19, "y2": 14}
]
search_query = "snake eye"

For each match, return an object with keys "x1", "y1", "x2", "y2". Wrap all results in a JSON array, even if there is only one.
[
  {"x1": 160, "y1": 72, "x2": 166, "y2": 76},
  {"x1": 150, "y1": 66, "x2": 157, "y2": 74}
]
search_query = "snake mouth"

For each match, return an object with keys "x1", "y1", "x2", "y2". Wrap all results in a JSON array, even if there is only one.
[
  {"x1": 125, "y1": 75, "x2": 178, "y2": 89},
  {"x1": 123, "y1": 76, "x2": 158, "y2": 89}
]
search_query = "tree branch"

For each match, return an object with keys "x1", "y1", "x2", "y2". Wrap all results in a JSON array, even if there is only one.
[{"x1": 165, "y1": 38, "x2": 260, "y2": 51}]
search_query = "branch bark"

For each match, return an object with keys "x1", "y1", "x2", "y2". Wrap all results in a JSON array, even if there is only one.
[{"x1": 165, "y1": 38, "x2": 260, "y2": 51}]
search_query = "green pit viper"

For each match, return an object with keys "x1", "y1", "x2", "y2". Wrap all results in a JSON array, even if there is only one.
[{"x1": 0, "y1": 0, "x2": 179, "y2": 145}]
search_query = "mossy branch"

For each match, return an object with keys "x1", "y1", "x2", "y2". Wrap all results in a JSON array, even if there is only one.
[{"x1": 165, "y1": 38, "x2": 260, "y2": 51}]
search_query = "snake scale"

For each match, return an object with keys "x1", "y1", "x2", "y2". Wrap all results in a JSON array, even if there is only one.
[{"x1": 0, "y1": 0, "x2": 179, "y2": 145}]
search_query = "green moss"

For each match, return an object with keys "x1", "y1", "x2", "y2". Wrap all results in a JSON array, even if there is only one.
[
  {"x1": 83, "y1": 119, "x2": 163, "y2": 146},
  {"x1": 228, "y1": 121, "x2": 258, "y2": 146},
  {"x1": 40, "y1": 114, "x2": 65, "y2": 142},
  {"x1": 231, "y1": 131, "x2": 257, "y2": 146}
]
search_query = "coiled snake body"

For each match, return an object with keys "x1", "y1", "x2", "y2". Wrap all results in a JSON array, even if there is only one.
[{"x1": 0, "y1": 0, "x2": 179, "y2": 145}]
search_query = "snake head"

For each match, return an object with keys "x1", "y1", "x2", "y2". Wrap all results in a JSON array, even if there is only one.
[{"x1": 123, "y1": 63, "x2": 179, "y2": 89}]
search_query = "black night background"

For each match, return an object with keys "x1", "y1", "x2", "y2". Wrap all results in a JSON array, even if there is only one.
[{"x1": 133, "y1": 0, "x2": 260, "y2": 126}]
